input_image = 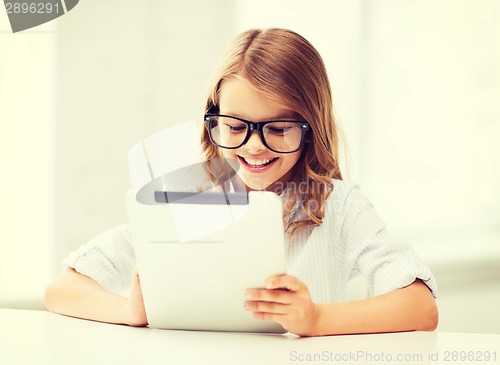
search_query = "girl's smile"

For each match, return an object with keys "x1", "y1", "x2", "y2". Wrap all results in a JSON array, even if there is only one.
[{"x1": 236, "y1": 154, "x2": 278, "y2": 172}]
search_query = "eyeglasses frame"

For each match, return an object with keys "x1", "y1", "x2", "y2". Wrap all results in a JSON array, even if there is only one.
[{"x1": 204, "y1": 113, "x2": 310, "y2": 154}]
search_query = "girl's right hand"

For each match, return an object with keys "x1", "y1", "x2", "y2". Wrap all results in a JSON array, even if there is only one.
[{"x1": 126, "y1": 268, "x2": 148, "y2": 326}]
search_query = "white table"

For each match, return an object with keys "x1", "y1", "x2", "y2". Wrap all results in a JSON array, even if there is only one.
[{"x1": 1, "y1": 308, "x2": 499, "y2": 365}]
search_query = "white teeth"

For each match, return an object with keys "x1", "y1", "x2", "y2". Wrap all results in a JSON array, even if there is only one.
[{"x1": 242, "y1": 157, "x2": 274, "y2": 167}]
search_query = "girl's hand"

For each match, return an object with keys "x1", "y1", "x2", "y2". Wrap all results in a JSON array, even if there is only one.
[
  {"x1": 244, "y1": 275, "x2": 319, "y2": 336},
  {"x1": 126, "y1": 268, "x2": 148, "y2": 327}
]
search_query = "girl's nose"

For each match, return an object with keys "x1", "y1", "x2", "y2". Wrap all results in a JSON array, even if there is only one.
[{"x1": 243, "y1": 130, "x2": 266, "y2": 153}]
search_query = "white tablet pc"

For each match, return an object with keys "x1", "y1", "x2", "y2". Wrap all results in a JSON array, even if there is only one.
[{"x1": 126, "y1": 190, "x2": 286, "y2": 333}]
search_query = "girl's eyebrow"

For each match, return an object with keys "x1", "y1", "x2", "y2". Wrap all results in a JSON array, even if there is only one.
[{"x1": 220, "y1": 111, "x2": 302, "y2": 121}]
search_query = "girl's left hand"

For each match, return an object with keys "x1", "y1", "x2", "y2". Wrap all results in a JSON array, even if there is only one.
[{"x1": 244, "y1": 274, "x2": 319, "y2": 336}]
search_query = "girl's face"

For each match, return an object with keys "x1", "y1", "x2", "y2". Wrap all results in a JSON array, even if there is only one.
[{"x1": 217, "y1": 76, "x2": 303, "y2": 192}]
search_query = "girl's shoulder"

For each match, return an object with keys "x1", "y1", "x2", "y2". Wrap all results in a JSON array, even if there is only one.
[
  {"x1": 328, "y1": 178, "x2": 366, "y2": 204},
  {"x1": 324, "y1": 179, "x2": 374, "y2": 219}
]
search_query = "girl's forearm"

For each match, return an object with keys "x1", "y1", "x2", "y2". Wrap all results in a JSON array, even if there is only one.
[
  {"x1": 313, "y1": 280, "x2": 438, "y2": 336},
  {"x1": 44, "y1": 268, "x2": 131, "y2": 325}
]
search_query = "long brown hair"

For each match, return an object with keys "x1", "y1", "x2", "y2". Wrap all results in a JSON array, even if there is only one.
[{"x1": 201, "y1": 28, "x2": 343, "y2": 235}]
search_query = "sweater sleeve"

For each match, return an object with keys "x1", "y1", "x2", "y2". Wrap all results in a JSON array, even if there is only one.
[
  {"x1": 339, "y1": 184, "x2": 438, "y2": 298},
  {"x1": 62, "y1": 224, "x2": 136, "y2": 295}
]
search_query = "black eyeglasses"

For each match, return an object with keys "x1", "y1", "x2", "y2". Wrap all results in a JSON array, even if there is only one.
[{"x1": 204, "y1": 113, "x2": 310, "y2": 154}]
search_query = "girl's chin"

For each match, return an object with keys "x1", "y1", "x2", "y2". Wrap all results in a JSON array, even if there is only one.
[
  {"x1": 237, "y1": 174, "x2": 272, "y2": 191},
  {"x1": 242, "y1": 180, "x2": 270, "y2": 191},
  {"x1": 238, "y1": 174, "x2": 288, "y2": 192}
]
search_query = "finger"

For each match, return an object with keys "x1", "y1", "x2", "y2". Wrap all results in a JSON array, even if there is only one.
[
  {"x1": 127, "y1": 270, "x2": 148, "y2": 326},
  {"x1": 250, "y1": 308, "x2": 289, "y2": 331},
  {"x1": 252, "y1": 311, "x2": 286, "y2": 324},
  {"x1": 246, "y1": 288, "x2": 293, "y2": 304},
  {"x1": 244, "y1": 300, "x2": 289, "y2": 314},
  {"x1": 132, "y1": 267, "x2": 141, "y2": 281},
  {"x1": 265, "y1": 274, "x2": 302, "y2": 291},
  {"x1": 130, "y1": 268, "x2": 144, "y2": 296}
]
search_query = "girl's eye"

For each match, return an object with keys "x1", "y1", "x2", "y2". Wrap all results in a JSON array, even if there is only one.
[
  {"x1": 268, "y1": 126, "x2": 291, "y2": 135},
  {"x1": 223, "y1": 123, "x2": 246, "y2": 132}
]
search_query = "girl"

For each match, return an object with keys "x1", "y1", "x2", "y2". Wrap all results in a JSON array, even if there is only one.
[{"x1": 45, "y1": 28, "x2": 438, "y2": 336}]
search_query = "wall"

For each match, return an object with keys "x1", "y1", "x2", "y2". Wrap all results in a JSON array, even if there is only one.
[
  {"x1": 0, "y1": 12, "x2": 55, "y2": 297},
  {"x1": 362, "y1": 0, "x2": 500, "y2": 241}
]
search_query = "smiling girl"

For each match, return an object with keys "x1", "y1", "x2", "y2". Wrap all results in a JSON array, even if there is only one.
[{"x1": 45, "y1": 28, "x2": 438, "y2": 336}]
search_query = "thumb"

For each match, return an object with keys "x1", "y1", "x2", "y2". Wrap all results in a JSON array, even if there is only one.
[
  {"x1": 130, "y1": 268, "x2": 143, "y2": 295},
  {"x1": 128, "y1": 267, "x2": 148, "y2": 326}
]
